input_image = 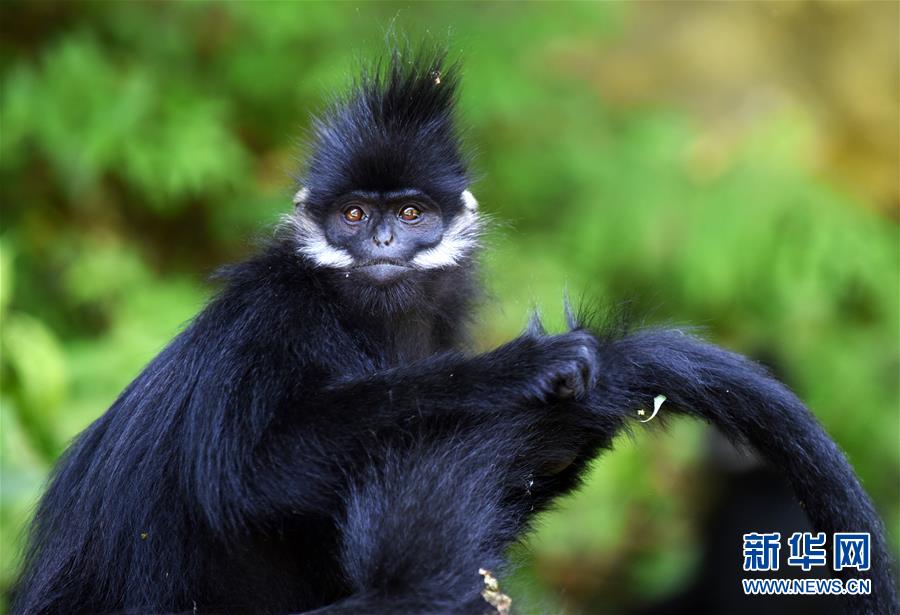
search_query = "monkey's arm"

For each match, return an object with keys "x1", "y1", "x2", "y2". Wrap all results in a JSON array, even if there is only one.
[
  {"x1": 250, "y1": 329, "x2": 604, "y2": 517},
  {"x1": 318, "y1": 329, "x2": 599, "y2": 413}
]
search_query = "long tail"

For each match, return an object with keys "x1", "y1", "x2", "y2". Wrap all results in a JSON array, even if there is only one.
[{"x1": 590, "y1": 327, "x2": 898, "y2": 614}]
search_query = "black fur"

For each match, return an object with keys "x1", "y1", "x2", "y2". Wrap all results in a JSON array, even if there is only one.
[
  {"x1": 12, "y1": 50, "x2": 897, "y2": 615},
  {"x1": 302, "y1": 48, "x2": 469, "y2": 220}
]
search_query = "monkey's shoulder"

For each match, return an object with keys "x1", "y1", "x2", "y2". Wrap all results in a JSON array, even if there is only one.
[
  {"x1": 186, "y1": 240, "x2": 366, "y2": 371},
  {"x1": 200, "y1": 240, "x2": 331, "y2": 327}
]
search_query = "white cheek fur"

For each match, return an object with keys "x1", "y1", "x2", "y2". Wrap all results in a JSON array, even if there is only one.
[
  {"x1": 282, "y1": 203, "x2": 356, "y2": 269},
  {"x1": 410, "y1": 207, "x2": 483, "y2": 270},
  {"x1": 292, "y1": 188, "x2": 310, "y2": 206},
  {"x1": 286, "y1": 189, "x2": 482, "y2": 270}
]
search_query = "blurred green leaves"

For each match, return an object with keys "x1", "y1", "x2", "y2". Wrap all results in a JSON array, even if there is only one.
[
  {"x1": 0, "y1": 2, "x2": 897, "y2": 613},
  {"x1": 2, "y1": 33, "x2": 247, "y2": 206},
  {"x1": 1, "y1": 239, "x2": 66, "y2": 462}
]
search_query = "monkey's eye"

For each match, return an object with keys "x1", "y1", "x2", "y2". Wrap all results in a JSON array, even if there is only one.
[
  {"x1": 399, "y1": 205, "x2": 421, "y2": 222},
  {"x1": 343, "y1": 206, "x2": 366, "y2": 223}
]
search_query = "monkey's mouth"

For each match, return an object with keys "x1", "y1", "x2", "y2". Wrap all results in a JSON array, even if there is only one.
[{"x1": 352, "y1": 260, "x2": 412, "y2": 284}]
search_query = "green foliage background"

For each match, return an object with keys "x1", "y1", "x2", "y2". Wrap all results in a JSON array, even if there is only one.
[{"x1": 1, "y1": 2, "x2": 897, "y2": 612}]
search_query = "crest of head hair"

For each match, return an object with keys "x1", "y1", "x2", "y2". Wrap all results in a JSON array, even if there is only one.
[{"x1": 300, "y1": 43, "x2": 471, "y2": 212}]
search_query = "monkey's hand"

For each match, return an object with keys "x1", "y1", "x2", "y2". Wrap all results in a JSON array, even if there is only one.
[{"x1": 483, "y1": 329, "x2": 600, "y2": 403}]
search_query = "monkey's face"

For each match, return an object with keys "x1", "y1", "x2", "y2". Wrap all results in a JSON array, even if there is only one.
[
  {"x1": 287, "y1": 187, "x2": 482, "y2": 300},
  {"x1": 322, "y1": 189, "x2": 446, "y2": 285}
]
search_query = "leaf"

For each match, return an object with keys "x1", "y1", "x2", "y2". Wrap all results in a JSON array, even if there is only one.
[{"x1": 1, "y1": 313, "x2": 68, "y2": 460}]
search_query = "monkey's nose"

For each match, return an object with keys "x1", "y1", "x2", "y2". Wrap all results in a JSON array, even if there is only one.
[{"x1": 372, "y1": 231, "x2": 394, "y2": 247}]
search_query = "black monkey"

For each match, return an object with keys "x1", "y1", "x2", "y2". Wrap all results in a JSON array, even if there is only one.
[{"x1": 12, "y1": 50, "x2": 897, "y2": 615}]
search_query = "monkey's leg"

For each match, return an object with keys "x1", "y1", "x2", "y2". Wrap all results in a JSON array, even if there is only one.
[{"x1": 302, "y1": 428, "x2": 577, "y2": 615}]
